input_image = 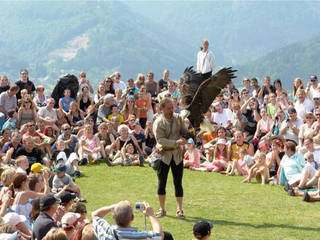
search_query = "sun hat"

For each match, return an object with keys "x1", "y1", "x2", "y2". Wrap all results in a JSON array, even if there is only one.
[
  {"x1": 216, "y1": 138, "x2": 227, "y2": 145},
  {"x1": 3, "y1": 212, "x2": 26, "y2": 226}
]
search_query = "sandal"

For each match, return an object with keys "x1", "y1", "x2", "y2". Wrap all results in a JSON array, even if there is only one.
[
  {"x1": 155, "y1": 209, "x2": 166, "y2": 218},
  {"x1": 176, "y1": 210, "x2": 185, "y2": 219}
]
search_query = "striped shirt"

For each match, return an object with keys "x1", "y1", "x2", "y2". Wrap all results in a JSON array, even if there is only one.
[{"x1": 93, "y1": 217, "x2": 161, "y2": 240}]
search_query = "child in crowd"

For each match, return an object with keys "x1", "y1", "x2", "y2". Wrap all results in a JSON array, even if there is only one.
[
  {"x1": 52, "y1": 163, "x2": 85, "y2": 202},
  {"x1": 238, "y1": 148, "x2": 254, "y2": 176},
  {"x1": 15, "y1": 155, "x2": 29, "y2": 175},
  {"x1": 108, "y1": 105, "x2": 124, "y2": 124},
  {"x1": 52, "y1": 139, "x2": 81, "y2": 177},
  {"x1": 112, "y1": 143, "x2": 141, "y2": 166},
  {"x1": 183, "y1": 138, "x2": 200, "y2": 170},
  {"x1": 242, "y1": 152, "x2": 269, "y2": 184},
  {"x1": 207, "y1": 138, "x2": 228, "y2": 172},
  {"x1": 1, "y1": 109, "x2": 17, "y2": 131},
  {"x1": 132, "y1": 122, "x2": 146, "y2": 157},
  {"x1": 79, "y1": 124, "x2": 106, "y2": 164}
]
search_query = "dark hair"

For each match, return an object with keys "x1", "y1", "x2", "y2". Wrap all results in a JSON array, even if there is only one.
[
  {"x1": 31, "y1": 198, "x2": 40, "y2": 221},
  {"x1": 285, "y1": 141, "x2": 296, "y2": 153},
  {"x1": 7, "y1": 109, "x2": 16, "y2": 118},
  {"x1": 29, "y1": 174, "x2": 40, "y2": 191},
  {"x1": 9, "y1": 173, "x2": 28, "y2": 197},
  {"x1": 9, "y1": 84, "x2": 19, "y2": 92},
  {"x1": 274, "y1": 79, "x2": 282, "y2": 88}
]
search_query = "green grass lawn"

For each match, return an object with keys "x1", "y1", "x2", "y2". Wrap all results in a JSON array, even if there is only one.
[{"x1": 76, "y1": 163, "x2": 320, "y2": 240}]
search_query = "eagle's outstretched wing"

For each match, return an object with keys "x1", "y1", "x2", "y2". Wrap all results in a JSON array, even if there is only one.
[{"x1": 180, "y1": 67, "x2": 236, "y2": 128}]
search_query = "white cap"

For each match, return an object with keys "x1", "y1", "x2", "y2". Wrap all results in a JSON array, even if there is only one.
[
  {"x1": 0, "y1": 232, "x2": 18, "y2": 240},
  {"x1": 3, "y1": 212, "x2": 26, "y2": 226},
  {"x1": 216, "y1": 138, "x2": 227, "y2": 145},
  {"x1": 61, "y1": 212, "x2": 81, "y2": 228}
]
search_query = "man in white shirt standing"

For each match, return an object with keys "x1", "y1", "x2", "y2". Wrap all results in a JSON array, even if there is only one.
[{"x1": 197, "y1": 39, "x2": 216, "y2": 80}]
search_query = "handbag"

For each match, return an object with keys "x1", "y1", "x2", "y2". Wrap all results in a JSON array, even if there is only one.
[{"x1": 149, "y1": 155, "x2": 162, "y2": 170}]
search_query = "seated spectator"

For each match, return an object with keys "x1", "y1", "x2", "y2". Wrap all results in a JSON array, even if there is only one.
[
  {"x1": 111, "y1": 72, "x2": 126, "y2": 93},
  {"x1": 158, "y1": 69, "x2": 170, "y2": 92},
  {"x1": 78, "y1": 71, "x2": 94, "y2": 94},
  {"x1": 59, "y1": 191, "x2": 77, "y2": 212},
  {"x1": 2, "y1": 212, "x2": 31, "y2": 238},
  {"x1": 17, "y1": 96, "x2": 37, "y2": 128},
  {"x1": 56, "y1": 123, "x2": 79, "y2": 153},
  {"x1": 135, "y1": 86, "x2": 151, "y2": 129},
  {"x1": 183, "y1": 138, "x2": 200, "y2": 170},
  {"x1": 146, "y1": 71, "x2": 158, "y2": 98},
  {"x1": 91, "y1": 201, "x2": 167, "y2": 240},
  {"x1": 123, "y1": 78, "x2": 138, "y2": 99},
  {"x1": 0, "y1": 74, "x2": 10, "y2": 94},
  {"x1": 158, "y1": 80, "x2": 180, "y2": 101},
  {"x1": 15, "y1": 69, "x2": 35, "y2": 100},
  {"x1": 94, "y1": 83, "x2": 107, "y2": 106},
  {"x1": 253, "y1": 107, "x2": 273, "y2": 145},
  {"x1": 132, "y1": 122, "x2": 146, "y2": 156},
  {"x1": 103, "y1": 76, "x2": 115, "y2": 95},
  {"x1": 266, "y1": 93, "x2": 278, "y2": 119},
  {"x1": 231, "y1": 103, "x2": 248, "y2": 132},
  {"x1": 306, "y1": 75, "x2": 319, "y2": 99},
  {"x1": 59, "y1": 88, "x2": 75, "y2": 115},
  {"x1": 280, "y1": 107, "x2": 302, "y2": 144},
  {"x1": 52, "y1": 139, "x2": 81, "y2": 177},
  {"x1": 1, "y1": 109, "x2": 17, "y2": 131},
  {"x1": 0, "y1": 85, "x2": 19, "y2": 130},
  {"x1": 212, "y1": 102, "x2": 233, "y2": 129},
  {"x1": 79, "y1": 124, "x2": 106, "y2": 164},
  {"x1": 33, "y1": 85, "x2": 47, "y2": 108},
  {"x1": 135, "y1": 73, "x2": 145, "y2": 89},
  {"x1": 70, "y1": 202, "x2": 88, "y2": 225},
  {"x1": 52, "y1": 164, "x2": 83, "y2": 201},
  {"x1": 67, "y1": 102, "x2": 84, "y2": 134},
  {"x1": 95, "y1": 122, "x2": 115, "y2": 158},
  {"x1": 16, "y1": 135, "x2": 50, "y2": 168},
  {"x1": 295, "y1": 89, "x2": 313, "y2": 119},
  {"x1": 61, "y1": 212, "x2": 81, "y2": 240},
  {"x1": 77, "y1": 85, "x2": 93, "y2": 113},
  {"x1": 107, "y1": 104, "x2": 124, "y2": 124},
  {"x1": 193, "y1": 220, "x2": 213, "y2": 240},
  {"x1": 0, "y1": 129, "x2": 12, "y2": 157},
  {"x1": 10, "y1": 172, "x2": 50, "y2": 229},
  {"x1": 121, "y1": 98, "x2": 137, "y2": 122},
  {"x1": 298, "y1": 112, "x2": 315, "y2": 146},
  {"x1": 280, "y1": 141, "x2": 305, "y2": 187},
  {"x1": 97, "y1": 94, "x2": 115, "y2": 125},
  {"x1": 0, "y1": 168, "x2": 16, "y2": 202},
  {"x1": 266, "y1": 137, "x2": 285, "y2": 180},
  {"x1": 43, "y1": 227, "x2": 68, "y2": 240},
  {"x1": 38, "y1": 98, "x2": 59, "y2": 132},
  {"x1": 32, "y1": 195, "x2": 61, "y2": 240},
  {"x1": 242, "y1": 152, "x2": 269, "y2": 184},
  {"x1": 112, "y1": 143, "x2": 141, "y2": 166},
  {"x1": 145, "y1": 121, "x2": 156, "y2": 155},
  {"x1": 15, "y1": 156, "x2": 29, "y2": 175}
]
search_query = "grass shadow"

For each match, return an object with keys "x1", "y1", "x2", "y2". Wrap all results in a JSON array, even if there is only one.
[{"x1": 168, "y1": 215, "x2": 320, "y2": 232}]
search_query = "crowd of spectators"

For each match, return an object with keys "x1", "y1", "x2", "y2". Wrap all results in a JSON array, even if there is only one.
[{"x1": 0, "y1": 67, "x2": 319, "y2": 239}]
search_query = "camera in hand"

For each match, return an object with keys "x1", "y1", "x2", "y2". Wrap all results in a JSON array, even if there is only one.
[
  {"x1": 135, "y1": 202, "x2": 145, "y2": 211},
  {"x1": 128, "y1": 88, "x2": 135, "y2": 95}
]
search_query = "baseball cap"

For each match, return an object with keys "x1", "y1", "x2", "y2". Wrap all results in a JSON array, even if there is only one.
[
  {"x1": 59, "y1": 191, "x2": 77, "y2": 205},
  {"x1": 54, "y1": 163, "x2": 67, "y2": 173},
  {"x1": 40, "y1": 194, "x2": 61, "y2": 211},
  {"x1": 3, "y1": 212, "x2": 26, "y2": 226},
  {"x1": 187, "y1": 138, "x2": 194, "y2": 144},
  {"x1": 61, "y1": 212, "x2": 81, "y2": 229},
  {"x1": 193, "y1": 220, "x2": 213, "y2": 238},
  {"x1": 30, "y1": 163, "x2": 48, "y2": 173}
]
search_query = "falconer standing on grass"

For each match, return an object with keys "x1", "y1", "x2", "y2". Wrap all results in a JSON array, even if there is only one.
[{"x1": 153, "y1": 97, "x2": 188, "y2": 218}]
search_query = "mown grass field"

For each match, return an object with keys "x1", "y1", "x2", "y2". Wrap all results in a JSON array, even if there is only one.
[{"x1": 76, "y1": 163, "x2": 320, "y2": 240}]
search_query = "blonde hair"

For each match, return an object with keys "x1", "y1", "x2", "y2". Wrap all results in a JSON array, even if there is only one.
[
  {"x1": 43, "y1": 228, "x2": 68, "y2": 240},
  {"x1": 0, "y1": 168, "x2": 16, "y2": 187},
  {"x1": 15, "y1": 156, "x2": 28, "y2": 165},
  {"x1": 36, "y1": 85, "x2": 45, "y2": 92}
]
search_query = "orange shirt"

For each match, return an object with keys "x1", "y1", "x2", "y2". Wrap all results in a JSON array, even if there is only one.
[{"x1": 135, "y1": 98, "x2": 148, "y2": 118}]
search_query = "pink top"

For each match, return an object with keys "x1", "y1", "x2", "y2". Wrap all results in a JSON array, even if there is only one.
[
  {"x1": 184, "y1": 149, "x2": 200, "y2": 168},
  {"x1": 84, "y1": 135, "x2": 99, "y2": 152}
]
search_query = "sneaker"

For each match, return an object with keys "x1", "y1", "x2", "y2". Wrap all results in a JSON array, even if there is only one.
[
  {"x1": 104, "y1": 156, "x2": 112, "y2": 166},
  {"x1": 288, "y1": 189, "x2": 295, "y2": 196},
  {"x1": 79, "y1": 158, "x2": 88, "y2": 165},
  {"x1": 303, "y1": 192, "x2": 311, "y2": 202},
  {"x1": 74, "y1": 171, "x2": 81, "y2": 177},
  {"x1": 139, "y1": 156, "x2": 145, "y2": 167},
  {"x1": 284, "y1": 182, "x2": 291, "y2": 192}
]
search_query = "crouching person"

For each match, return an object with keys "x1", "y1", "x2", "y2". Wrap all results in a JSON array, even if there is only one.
[{"x1": 91, "y1": 201, "x2": 174, "y2": 240}]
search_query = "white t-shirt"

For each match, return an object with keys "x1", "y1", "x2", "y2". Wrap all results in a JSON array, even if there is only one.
[
  {"x1": 213, "y1": 109, "x2": 233, "y2": 127},
  {"x1": 38, "y1": 107, "x2": 57, "y2": 121},
  {"x1": 113, "y1": 81, "x2": 127, "y2": 93},
  {"x1": 280, "y1": 118, "x2": 303, "y2": 143},
  {"x1": 294, "y1": 98, "x2": 313, "y2": 119}
]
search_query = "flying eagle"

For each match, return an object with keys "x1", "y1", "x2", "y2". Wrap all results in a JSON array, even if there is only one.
[{"x1": 179, "y1": 66, "x2": 236, "y2": 129}]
